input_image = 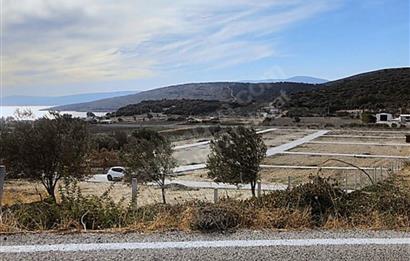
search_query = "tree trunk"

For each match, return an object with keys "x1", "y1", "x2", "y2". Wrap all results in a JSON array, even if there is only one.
[
  {"x1": 46, "y1": 185, "x2": 56, "y2": 201},
  {"x1": 161, "y1": 186, "x2": 167, "y2": 204},
  {"x1": 43, "y1": 175, "x2": 57, "y2": 202},
  {"x1": 250, "y1": 181, "x2": 256, "y2": 197}
]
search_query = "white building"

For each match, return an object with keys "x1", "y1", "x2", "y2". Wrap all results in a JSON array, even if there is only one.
[
  {"x1": 376, "y1": 113, "x2": 393, "y2": 123},
  {"x1": 399, "y1": 114, "x2": 410, "y2": 124},
  {"x1": 376, "y1": 113, "x2": 410, "y2": 128}
]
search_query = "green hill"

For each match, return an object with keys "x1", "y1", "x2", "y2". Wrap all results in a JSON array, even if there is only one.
[
  {"x1": 48, "y1": 82, "x2": 319, "y2": 112},
  {"x1": 115, "y1": 99, "x2": 241, "y2": 116},
  {"x1": 285, "y1": 68, "x2": 410, "y2": 116}
]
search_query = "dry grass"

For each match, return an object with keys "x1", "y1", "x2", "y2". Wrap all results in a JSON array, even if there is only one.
[
  {"x1": 1, "y1": 168, "x2": 410, "y2": 233},
  {"x1": 2, "y1": 180, "x2": 46, "y2": 205},
  {"x1": 2, "y1": 179, "x2": 250, "y2": 207}
]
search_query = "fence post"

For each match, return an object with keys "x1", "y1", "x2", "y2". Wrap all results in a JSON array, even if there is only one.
[
  {"x1": 344, "y1": 172, "x2": 348, "y2": 190},
  {"x1": 257, "y1": 181, "x2": 262, "y2": 198},
  {"x1": 374, "y1": 168, "x2": 377, "y2": 183},
  {"x1": 354, "y1": 172, "x2": 358, "y2": 190},
  {"x1": 0, "y1": 166, "x2": 5, "y2": 212},
  {"x1": 213, "y1": 188, "x2": 219, "y2": 203},
  {"x1": 380, "y1": 166, "x2": 383, "y2": 180},
  {"x1": 131, "y1": 177, "x2": 138, "y2": 209},
  {"x1": 287, "y1": 176, "x2": 291, "y2": 190}
]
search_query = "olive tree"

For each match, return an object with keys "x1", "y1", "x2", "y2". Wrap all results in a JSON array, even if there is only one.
[
  {"x1": 121, "y1": 129, "x2": 176, "y2": 204},
  {"x1": 0, "y1": 114, "x2": 91, "y2": 200},
  {"x1": 206, "y1": 126, "x2": 267, "y2": 197}
]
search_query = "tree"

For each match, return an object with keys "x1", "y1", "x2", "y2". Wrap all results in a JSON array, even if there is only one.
[
  {"x1": 293, "y1": 116, "x2": 301, "y2": 123},
  {"x1": 121, "y1": 129, "x2": 176, "y2": 204},
  {"x1": 86, "y1": 112, "x2": 96, "y2": 118},
  {"x1": 0, "y1": 113, "x2": 91, "y2": 200},
  {"x1": 14, "y1": 108, "x2": 35, "y2": 121},
  {"x1": 114, "y1": 130, "x2": 128, "y2": 149},
  {"x1": 206, "y1": 127, "x2": 267, "y2": 197},
  {"x1": 361, "y1": 112, "x2": 376, "y2": 124},
  {"x1": 91, "y1": 133, "x2": 119, "y2": 151},
  {"x1": 89, "y1": 148, "x2": 121, "y2": 171}
]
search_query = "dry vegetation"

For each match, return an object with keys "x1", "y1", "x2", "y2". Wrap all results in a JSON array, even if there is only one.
[
  {"x1": 1, "y1": 127, "x2": 409, "y2": 233},
  {"x1": 1, "y1": 166, "x2": 410, "y2": 233}
]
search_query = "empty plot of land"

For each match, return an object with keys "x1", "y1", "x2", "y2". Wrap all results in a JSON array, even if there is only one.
[
  {"x1": 259, "y1": 168, "x2": 375, "y2": 186},
  {"x1": 2, "y1": 179, "x2": 253, "y2": 207},
  {"x1": 330, "y1": 129, "x2": 410, "y2": 134},
  {"x1": 283, "y1": 151, "x2": 409, "y2": 160},
  {"x1": 173, "y1": 128, "x2": 278, "y2": 150},
  {"x1": 260, "y1": 164, "x2": 388, "y2": 171},
  {"x1": 289, "y1": 143, "x2": 410, "y2": 157},
  {"x1": 172, "y1": 129, "x2": 316, "y2": 166},
  {"x1": 174, "y1": 147, "x2": 210, "y2": 165},
  {"x1": 261, "y1": 129, "x2": 313, "y2": 147},
  {"x1": 321, "y1": 134, "x2": 405, "y2": 140},
  {"x1": 264, "y1": 154, "x2": 401, "y2": 168},
  {"x1": 309, "y1": 141, "x2": 410, "y2": 147}
]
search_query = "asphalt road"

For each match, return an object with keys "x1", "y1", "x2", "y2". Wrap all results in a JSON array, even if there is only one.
[{"x1": 1, "y1": 230, "x2": 410, "y2": 260}]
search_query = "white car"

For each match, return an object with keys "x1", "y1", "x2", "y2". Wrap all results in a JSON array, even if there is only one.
[{"x1": 107, "y1": 166, "x2": 126, "y2": 181}]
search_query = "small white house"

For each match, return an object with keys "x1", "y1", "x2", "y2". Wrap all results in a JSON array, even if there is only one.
[
  {"x1": 399, "y1": 114, "x2": 410, "y2": 124},
  {"x1": 376, "y1": 113, "x2": 393, "y2": 123}
]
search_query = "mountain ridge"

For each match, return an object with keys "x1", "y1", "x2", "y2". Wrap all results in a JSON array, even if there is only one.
[
  {"x1": 241, "y1": 76, "x2": 327, "y2": 84},
  {"x1": 49, "y1": 82, "x2": 320, "y2": 112},
  {"x1": 48, "y1": 68, "x2": 408, "y2": 113}
]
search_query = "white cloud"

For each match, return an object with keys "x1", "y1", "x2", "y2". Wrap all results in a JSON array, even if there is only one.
[{"x1": 2, "y1": 0, "x2": 339, "y2": 90}]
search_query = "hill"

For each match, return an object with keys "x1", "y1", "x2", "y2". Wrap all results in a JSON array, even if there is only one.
[
  {"x1": 285, "y1": 68, "x2": 410, "y2": 116},
  {"x1": 115, "y1": 99, "x2": 241, "y2": 117},
  {"x1": 49, "y1": 82, "x2": 319, "y2": 112},
  {"x1": 3, "y1": 91, "x2": 137, "y2": 106},
  {"x1": 242, "y1": 76, "x2": 328, "y2": 84}
]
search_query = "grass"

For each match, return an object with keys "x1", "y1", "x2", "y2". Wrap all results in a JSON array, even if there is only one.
[{"x1": 1, "y1": 167, "x2": 410, "y2": 233}]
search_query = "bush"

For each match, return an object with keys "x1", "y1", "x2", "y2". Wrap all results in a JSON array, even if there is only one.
[
  {"x1": 191, "y1": 204, "x2": 240, "y2": 232},
  {"x1": 3, "y1": 171, "x2": 410, "y2": 232},
  {"x1": 7, "y1": 181, "x2": 129, "y2": 231}
]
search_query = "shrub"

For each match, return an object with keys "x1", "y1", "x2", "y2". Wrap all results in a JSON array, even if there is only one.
[
  {"x1": 7, "y1": 181, "x2": 129, "y2": 231},
  {"x1": 191, "y1": 204, "x2": 240, "y2": 232}
]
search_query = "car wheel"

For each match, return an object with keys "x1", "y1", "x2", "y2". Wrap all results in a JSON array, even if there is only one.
[{"x1": 107, "y1": 175, "x2": 113, "y2": 181}]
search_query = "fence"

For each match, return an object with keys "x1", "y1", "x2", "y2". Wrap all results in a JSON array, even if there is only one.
[
  {"x1": 125, "y1": 160, "x2": 407, "y2": 208},
  {"x1": 0, "y1": 160, "x2": 407, "y2": 209}
]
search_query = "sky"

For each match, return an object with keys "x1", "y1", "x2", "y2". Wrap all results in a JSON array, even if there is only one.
[{"x1": 1, "y1": 0, "x2": 409, "y2": 96}]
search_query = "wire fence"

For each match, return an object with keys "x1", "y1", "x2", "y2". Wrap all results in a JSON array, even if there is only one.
[{"x1": 126, "y1": 160, "x2": 407, "y2": 207}]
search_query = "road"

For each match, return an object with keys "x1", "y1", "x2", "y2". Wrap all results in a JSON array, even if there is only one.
[
  {"x1": 161, "y1": 179, "x2": 287, "y2": 190},
  {"x1": 89, "y1": 175, "x2": 287, "y2": 190},
  {"x1": 1, "y1": 230, "x2": 410, "y2": 260},
  {"x1": 266, "y1": 130, "x2": 329, "y2": 156}
]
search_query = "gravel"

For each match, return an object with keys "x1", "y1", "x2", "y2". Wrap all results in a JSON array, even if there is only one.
[{"x1": 1, "y1": 230, "x2": 410, "y2": 260}]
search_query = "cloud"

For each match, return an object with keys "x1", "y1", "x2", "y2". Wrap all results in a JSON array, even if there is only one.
[{"x1": 2, "y1": 0, "x2": 338, "y2": 90}]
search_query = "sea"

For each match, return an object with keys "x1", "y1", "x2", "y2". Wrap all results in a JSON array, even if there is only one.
[{"x1": 0, "y1": 106, "x2": 108, "y2": 119}]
